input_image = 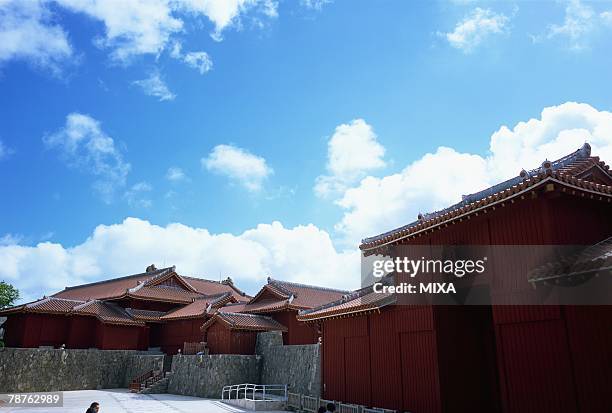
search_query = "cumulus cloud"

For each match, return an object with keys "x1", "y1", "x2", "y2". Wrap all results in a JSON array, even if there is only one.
[
  {"x1": 166, "y1": 166, "x2": 188, "y2": 182},
  {"x1": 441, "y1": 7, "x2": 510, "y2": 53},
  {"x1": 314, "y1": 119, "x2": 386, "y2": 198},
  {"x1": 331, "y1": 102, "x2": 612, "y2": 245},
  {"x1": 0, "y1": 217, "x2": 359, "y2": 303},
  {"x1": 55, "y1": 0, "x2": 183, "y2": 62},
  {"x1": 203, "y1": 144, "x2": 273, "y2": 192},
  {"x1": 43, "y1": 113, "x2": 131, "y2": 203},
  {"x1": 0, "y1": 0, "x2": 73, "y2": 73},
  {"x1": 132, "y1": 71, "x2": 176, "y2": 101}
]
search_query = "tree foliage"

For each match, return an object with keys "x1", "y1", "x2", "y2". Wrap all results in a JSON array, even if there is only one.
[{"x1": 0, "y1": 281, "x2": 19, "y2": 309}]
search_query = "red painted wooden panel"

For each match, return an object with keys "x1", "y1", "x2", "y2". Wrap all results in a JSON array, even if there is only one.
[
  {"x1": 496, "y1": 319, "x2": 576, "y2": 413},
  {"x1": 67, "y1": 316, "x2": 97, "y2": 348},
  {"x1": 368, "y1": 309, "x2": 402, "y2": 410},
  {"x1": 3, "y1": 314, "x2": 26, "y2": 347},
  {"x1": 97, "y1": 323, "x2": 141, "y2": 350},
  {"x1": 399, "y1": 330, "x2": 441, "y2": 413},
  {"x1": 271, "y1": 311, "x2": 319, "y2": 345},
  {"x1": 564, "y1": 306, "x2": 612, "y2": 413},
  {"x1": 322, "y1": 319, "x2": 346, "y2": 401},
  {"x1": 344, "y1": 336, "x2": 371, "y2": 406}
]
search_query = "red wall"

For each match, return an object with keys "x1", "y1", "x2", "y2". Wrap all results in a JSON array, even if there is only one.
[
  {"x1": 67, "y1": 316, "x2": 97, "y2": 348},
  {"x1": 95, "y1": 322, "x2": 142, "y2": 350},
  {"x1": 322, "y1": 193, "x2": 612, "y2": 413},
  {"x1": 270, "y1": 310, "x2": 319, "y2": 345},
  {"x1": 15, "y1": 313, "x2": 70, "y2": 348},
  {"x1": 205, "y1": 322, "x2": 258, "y2": 355},
  {"x1": 150, "y1": 318, "x2": 204, "y2": 354},
  {"x1": 3, "y1": 313, "x2": 27, "y2": 347}
]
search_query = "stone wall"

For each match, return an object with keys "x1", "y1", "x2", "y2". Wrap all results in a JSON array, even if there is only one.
[
  {"x1": 0, "y1": 348, "x2": 163, "y2": 392},
  {"x1": 167, "y1": 354, "x2": 261, "y2": 398},
  {"x1": 256, "y1": 332, "x2": 321, "y2": 397}
]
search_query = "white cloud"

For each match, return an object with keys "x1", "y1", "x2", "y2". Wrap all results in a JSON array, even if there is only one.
[
  {"x1": 124, "y1": 182, "x2": 153, "y2": 208},
  {"x1": 183, "y1": 51, "x2": 213, "y2": 74},
  {"x1": 203, "y1": 144, "x2": 273, "y2": 192},
  {"x1": 0, "y1": 139, "x2": 13, "y2": 160},
  {"x1": 177, "y1": 0, "x2": 278, "y2": 41},
  {"x1": 314, "y1": 119, "x2": 386, "y2": 198},
  {"x1": 43, "y1": 113, "x2": 131, "y2": 203},
  {"x1": 132, "y1": 71, "x2": 176, "y2": 101},
  {"x1": 442, "y1": 7, "x2": 510, "y2": 53},
  {"x1": 166, "y1": 166, "x2": 188, "y2": 182},
  {"x1": 331, "y1": 102, "x2": 612, "y2": 245},
  {"x1": 0, "y1": 217, "x2": 359, "y2": 303},
  {"x1": 543, "y1": 0, "x2": 595, "y2": 50},
  {"x1": 0, "y1": 0, "x2": 73, "y2": 73},
  {"x1": 169, "y1": 42, "x2": 213, "y2": 74},
  {"x1": 300, "y1": 0, "x2": 331, "y2": 11},
  {"x1": 0, "y1": 233, "x2": 23, "y2": 246},
  {"x1": 534, "y1": 0, "x2": 612, "y2": 50},
  {"x1": 55, "y1": 0, "x2": 183, "y2": 62}
]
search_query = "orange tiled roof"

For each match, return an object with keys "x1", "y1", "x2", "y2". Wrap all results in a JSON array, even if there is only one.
[
  {"x1": 202, "y1": 312, "x2": 288, "y2": 332},
  {"x1": 218, "y1": 302, "x2": 249, "y2": 313},
  {"x1": 360, "y1": 144, "x2": 612, "y2": 253},
  {"x1": 161, "y1": 292, "x2": 237, "y2": 320},
  {"x1": 239, "y1": 278, "x2": 348, "y2": 314},
  {"x1": 125, "y1": 285, "x2": 203, "y2": 304},
  {"x1": 0, "y1": 297, "x2": 144, "y2": 326},
  {"x1": 22, "y1": 297, "x2": 85, "y2": 315},
  {"x1": 297, "y1": 287, "x2": 395, "y2": 322},
  {"x1": 125, "y1": 308, "x2": 166, "y2": 322},
  {"x1": 52, "y1": 266, "x2": 248, "y2": 303},
  {"x1": 72, "y1": 300, "x2": 144, "y2": 326}
]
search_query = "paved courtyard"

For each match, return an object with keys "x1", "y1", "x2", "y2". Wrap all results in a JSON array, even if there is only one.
[{"x1": 0, "y1": 389, "x2": 287, "y2": 413}]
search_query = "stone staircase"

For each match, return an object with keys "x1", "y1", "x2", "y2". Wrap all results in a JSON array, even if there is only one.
[
  {"x1": 130, "y1": 354, "x2": 174, "y2": 394},
  {"x1": 139, "y1": 371, "x2": 172, "y2": 394}
]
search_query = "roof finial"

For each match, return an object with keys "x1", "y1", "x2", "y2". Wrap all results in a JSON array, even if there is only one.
[
  {"x1": 581, "y1": 142, "x2": 591, "y2": 157},
  {"x1": 146, "y1": 264, "x2": 157, "y2": 273}
]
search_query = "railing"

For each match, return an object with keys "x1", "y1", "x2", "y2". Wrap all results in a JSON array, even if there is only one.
[
  {"x1": 129, "y1": 369, "x2": 163, "y2": 393},
  {"x1": 287, "y1": 392, "x2": 301, "y2": 410},
  {"x1": 284, "y1": 393, "x2": 399, "y2": 413},
  {"x1": 183, "y1": 341, "x2": 207, "y2": 355},
  {"x1": 338, "y1": 403, "x2": 361, "y2": 413},
  {"x1": 302, "y1": 395, "x2": 319, "y2": 412},
  {"x1": 221, "y1": 383, "x2": 287, "y2": 402},
  {"x1": 320, "y1": 398, "x2": 336, "y2": 410}
]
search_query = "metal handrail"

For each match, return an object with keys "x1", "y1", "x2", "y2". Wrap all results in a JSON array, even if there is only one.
[{"x1": 221, "y1": 383, "x2": 288, "y2": 401}]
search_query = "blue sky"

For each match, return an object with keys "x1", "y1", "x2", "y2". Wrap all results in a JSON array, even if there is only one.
[{"x1": 1, "y1": 0, "x2": 612, "y2": 301}]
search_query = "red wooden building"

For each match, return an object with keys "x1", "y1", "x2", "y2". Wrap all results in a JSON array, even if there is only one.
[
  {"x1": 0, "y1": 266, "x2": 247, "y2": 353},
  {"x1": 299, "y1": 144, "x2": 612, "y2": 413},
  {"x1": 202, "y1": 311, "x2": 287, "y2": 354},
  {"x1": 231, "y1": 277, "x2": 348, "y2": 345}
]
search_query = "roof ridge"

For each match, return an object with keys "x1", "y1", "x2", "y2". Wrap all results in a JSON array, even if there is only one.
[
  {"x1": 44, "y1": 297, "x2": 86, "y2": 303},
  {"x1": 268, "y1": 277, "x2": 349, "y2": 294},
  {"x1": 361, "y1": 143, "x2": 608, "y2": 246},
  {"x1": 221, "y1": 311, "x2": 275, "y2": 320},
  {"x1": 57, "y1": 266, "x2": 175, "y2": 292}
]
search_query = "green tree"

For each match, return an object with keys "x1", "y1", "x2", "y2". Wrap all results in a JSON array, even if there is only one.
[{"x1": 0, "y1": 281, "x2": 19, "y2": 309}]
